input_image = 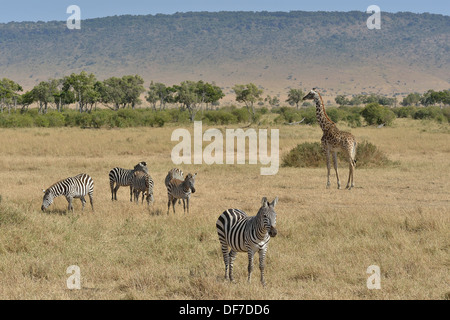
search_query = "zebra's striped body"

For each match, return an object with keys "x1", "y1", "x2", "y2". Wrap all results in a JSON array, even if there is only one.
[
  {"x1": 165, "y1": 168, "x2": 184, "y2": 205},
  {"x1": 166, "y1": 173, "x2": 197, "y2": 214},
  {"x1": 41, "y1": 173, "x2": 94, "y2": 212},
  {"x1": 165, "y1": 168, "x2": 184, "y2": 188},
  {"x1": 131, "y1": 171, "x2": 154, "y2": 205},
  {"x1": 109, "y1": 162, "x2": 148, "y2": 201},
  {"x1": 216, "y1": 197, "x2": 278, "y2": 286}
]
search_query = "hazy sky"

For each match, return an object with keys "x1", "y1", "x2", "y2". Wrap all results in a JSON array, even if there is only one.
[{"x1": 0, "y1": 0, "x2": 448, "y2": 23}]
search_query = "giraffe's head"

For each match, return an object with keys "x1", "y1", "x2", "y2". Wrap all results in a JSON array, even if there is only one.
[
  {"x1": 302, "y1": 88, "x2": 319, "y2": 101},
  {"x1": 259, "y1": 197, "x2": 278, "y2": 237}
]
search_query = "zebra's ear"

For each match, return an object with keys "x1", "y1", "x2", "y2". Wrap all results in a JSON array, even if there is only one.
[
  {"x1": 270, "y1": 197, "x2": 278, "y2": 208},
  {"x1": 42, "y1": 189, "x2": 46, "y2": 193},
  {"x1": 261, "y1": 197, "x2": 268, "y2": 207}
]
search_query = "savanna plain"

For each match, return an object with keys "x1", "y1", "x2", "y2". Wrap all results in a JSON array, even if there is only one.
[{"x1": 0, "y1": 118, "x2": 448, "y2": 300}]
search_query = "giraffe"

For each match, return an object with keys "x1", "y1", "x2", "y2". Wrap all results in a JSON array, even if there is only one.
[{"x1": 302, "y1": 89, "x2": 357, "y2": 190}]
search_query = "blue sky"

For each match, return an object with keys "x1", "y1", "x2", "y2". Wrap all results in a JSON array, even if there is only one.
[{"x1": 0, "y1": 0, "x2": 448, "y2": 23}]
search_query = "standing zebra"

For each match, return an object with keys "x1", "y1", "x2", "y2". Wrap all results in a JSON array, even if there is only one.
[
  {"x1": 164, "y1": 168, "x2": 184, "y2": 188},
  {"x1": 41, "y1": 173, "x2": 94, "y2": 213},
  {"x1": 166, "y1": 173, "x2": 197, "y2": 214},
  {"x1": 109, "y1": 162, "x2": 148, "y2": 201},
  {"x1": 131, "y1": 171, "x2": 154, "y2": 205},
  {"x1": 216, "y1": 197, "x2": 278, "y2": 286},
  {"x1": 165, "y1": 168, "x2": 184, "y2": 205}
]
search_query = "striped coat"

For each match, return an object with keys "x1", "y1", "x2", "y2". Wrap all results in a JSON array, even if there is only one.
[
  {"x1": 216, "y1": 197, "x2": 278, "y2": 286},
  {"x1": 41, "y1": 173, "x2": 94, "y2": 212},
  {"x1": 109, "y1": 162, "x2": 148, "y2": 201},
  {"x1": 165, "y1": 168, "x2": 184, "y2": 205},
  {"x1": 166, "y1": 173, "x2": 197, "y2": 214},
  {"x1": 131, "y1": 171, "x2": 154, "y2": 205}
]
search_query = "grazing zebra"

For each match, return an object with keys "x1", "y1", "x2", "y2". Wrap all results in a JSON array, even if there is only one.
[
  {"x1": 41, "y1": 173, "x2": 94, "y2": 213},
  {"x1": 109, "y1": 162, "x2": 148, "y2": 201},
  {"x1": 216, "y1": 197, "x2": 278, "y2": 286},
  {"x1": 131, "y1": 171, "x2": 154, "y2": 205},
  {"x1": 165, "y1": 168, "x2": 184, "y2": 205},
  {"x1": 166, "y1": 173, "x2": 197, "y2": 214}
]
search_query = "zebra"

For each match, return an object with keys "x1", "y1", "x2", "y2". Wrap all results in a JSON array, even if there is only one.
[
  {"x1": 164, "y1": 168, "x2": 184, "y2": 188},
  {"x1": 216, "y1": 197, "x2": 278, "y2": 286},
  {"x1": 131, "y1": 171, "x2": 154, "y2": 205},
  {"x1": 165, "y1": 168, "x2": 184, "y2": 205},
  {"x1": 41, "y1": 173, "x2": 94, "y2": 213},
  {"x1": 166, "y1": 173, "x2": 197, "y2": 214},
  {"x1": 109, "y1": 161, "x2": 148, "y2": 201}
]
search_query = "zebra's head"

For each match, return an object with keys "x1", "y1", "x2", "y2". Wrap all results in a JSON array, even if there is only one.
[
  {"x1": 260, "y1": 197, "x2": 278, "y2": 237},
  {"x1": 134, "y1": 162, "x2": 149, "y2": 174},
  {"x1": 185, "y1": 173, "x2": 197, "y2": 193},
  {"x1": 41, "y1": 189, "x2": 54, "y2": 211}
]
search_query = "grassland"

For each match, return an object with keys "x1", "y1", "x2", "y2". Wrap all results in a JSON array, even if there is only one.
[{"x1": 0, "y1": 118, "x2": 448, "y2": 300}]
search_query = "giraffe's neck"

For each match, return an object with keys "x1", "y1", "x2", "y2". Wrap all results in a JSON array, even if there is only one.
[{"x1": 314, "y1": 94, "x2": 334, "y2": 132}]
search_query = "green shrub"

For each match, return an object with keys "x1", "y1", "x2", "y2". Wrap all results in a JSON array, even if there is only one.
[
  {"x1": 413, "y1": 106, "x2": 445, "y2": 122},
  {"x1": 282, "y1": 140, "x2": 396, "y2": 168},
  {"x1": 361, "y1": 103, "x2": 396, "y2": 126},
  {"x1": 282, "y1": 142, "x2": 325, "y2": 168},
  {"x1": 45, "y1": 112, "x2": 65, "y2": 127},
  {"x1": 393, "y1": 106, "x2": 418, "y2": 118},
  {"x1": 34, "y1": 115, "x2": 50, "y2": 127}
]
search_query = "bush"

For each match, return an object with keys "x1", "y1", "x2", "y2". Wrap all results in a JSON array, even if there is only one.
[
  {"x1": 413, "y1": 106, "x2": 446, "y2": 122},
  {"x1": 282, "y1": 140, "x2": 396, "y2": 168},
  {"x1": 361, "y1": 103, "x2": 396, "y2": 126},
  {"x1": 45, "y1": 111, "x2": 65, "y2": 127},
  {"x1": 393, "y1": 106, "x2": 418, "y2": 118}
]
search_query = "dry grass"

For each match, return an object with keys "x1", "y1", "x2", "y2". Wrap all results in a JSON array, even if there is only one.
[{"x1": 0, "y1": 119, "x2": 449, "y2": 300}]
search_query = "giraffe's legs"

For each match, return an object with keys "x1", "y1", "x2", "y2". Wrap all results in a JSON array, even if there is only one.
[
  {"x1": 346, "y1": 160, "x2": 355, "y2": 190},
  {"x1": 324, "y1": 145, "x2": 331, "y2": 189},
  {"x1": 332, "y1": 151, "x2": 341, "y2": 189}
]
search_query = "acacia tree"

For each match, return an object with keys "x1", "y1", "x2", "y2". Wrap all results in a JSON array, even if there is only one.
[
  {"x1": 146, "y1": 81, "x2": 173, "y2": 110},
  {"x1": 233, "y1": 83, "x2": 263, "y2": 122},
  {"x1": 174, "y1": 81, "x2": 200, "y2": 121},
  {"x1": 121, "y1": 75, "x2": 145, "y2": 109},
  {"x1": 0, "y1": 78, "x2": 23, "y2": 113},
  {"x1": 286, "y1": 88, "x2": 304, "y2": 109},
  {"x1": 63, "y1": 71, "x2": 98, "y2": 113},
  {"x1": 31, "y1": 80, "x2": 57, "y2": 114}
]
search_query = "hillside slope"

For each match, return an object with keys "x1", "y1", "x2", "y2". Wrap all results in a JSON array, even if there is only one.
[{"x1": 0, "y1": 11, "x2": 448, "y2": 102}]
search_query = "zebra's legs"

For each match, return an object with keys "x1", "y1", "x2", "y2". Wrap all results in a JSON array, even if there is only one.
[
  {"x1": 259, "y1": 247, "x2": 268, "y2": 286},
  {"x1": 129, "y1": 186, "x2": 133, "y2": 202},
  {"x1": 228, "y1": 250, "x2": 237, "y2": 282},
  {"x1": 110, "y1": 182, "x2": 115, "y2": 201},
  {"x1": 66, "y1": 196, "x2": 74, "y2": 213},
  {"x1": 113, "y1": 185, "x2": 120, "y2": 201},
  {"x1": 247, "y1": 250, "x2": 255, "y2": 283},
  {"x1": 88, "y1": 193, "x2": 94, "y2": 211},
  {"x1": 80, "y1": 196, "x2": 86, "y2": 210}
]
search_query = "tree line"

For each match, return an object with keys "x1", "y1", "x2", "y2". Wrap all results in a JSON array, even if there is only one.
[{"x1": 1, "y1": 72, "x2": 448, "y2": 125}]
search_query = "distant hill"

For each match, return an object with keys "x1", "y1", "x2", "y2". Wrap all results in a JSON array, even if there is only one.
[{"x1": 0, "y1": 11, "x2": 449, "y2": 103}]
